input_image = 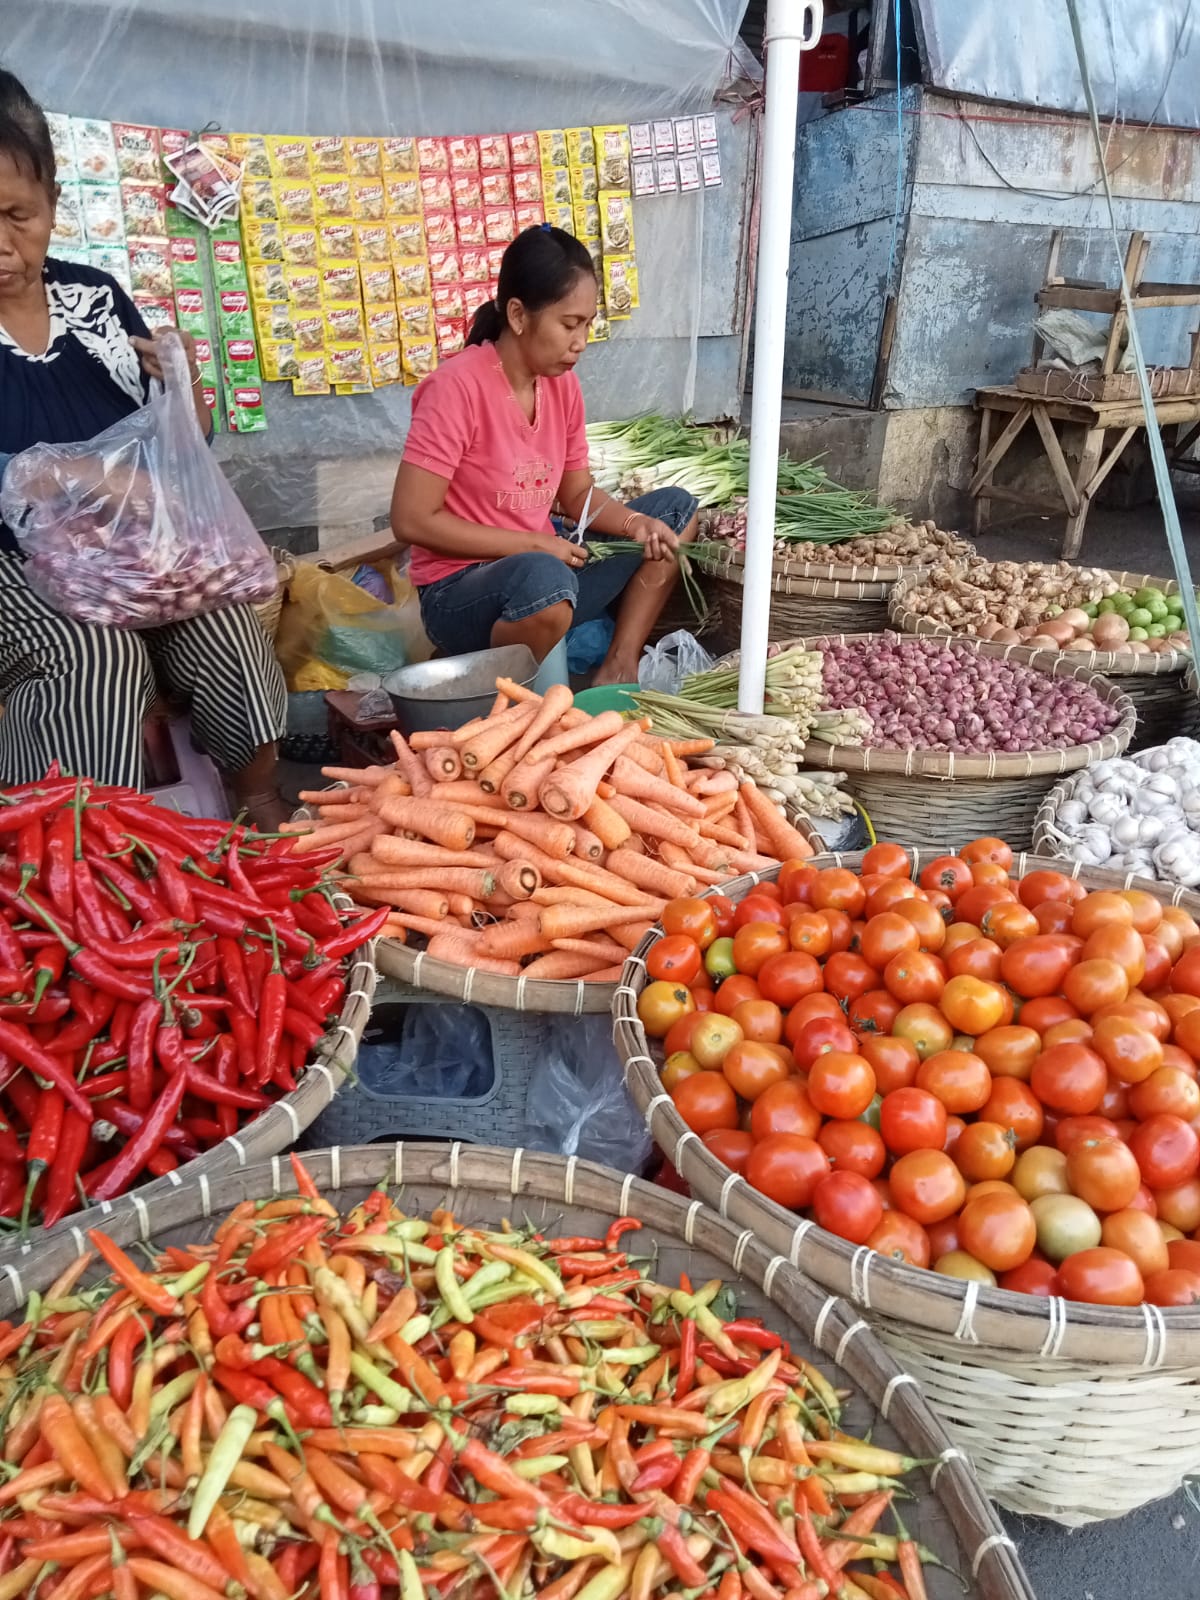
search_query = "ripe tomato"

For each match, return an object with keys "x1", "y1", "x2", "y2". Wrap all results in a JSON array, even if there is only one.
[
  {"x1": 1030, "y1": 1042, "x2": 1107, "y2": 1115},
  {"x1": 942, "y1": 922, "x2": 983, "y2": 956},
  {"x1": 884, "y1": 952, "x2": 946, "y2": 1006},
  {"x1": 981, "y1": 1078, "x2": 1045, "y2": 1151},
  {"x1": 1071, "y1": 891, "x2": 1135, "y2": 938},
  {"x1": 713, "y1": 975, "x2": 760, "y2": 1017},
  {"x1": 1012, "y1": 1144, "x2": 1069, "y2": 1201},
  {"x1": 936, "y1": 1251, "x2": 996, "y2": 1283},
  {"x1": 953, "y1": 1120, "x2": 1016, "y2": 1182},
  {"x1": 752, "y1": 952, "x2": 819, "y2": 1010},
  {"x1": 708, "y1": 894, "x2": 736, "y2": 938},
  {"x1": 939, "y1": 976, "x2": 1007, "y2": 1036},
  {"x1": 722, "y1": 1042, "x2": 789, "y2": 1102},
  {"x1": 862, "y1": 841, "x2": 911, "y2": 879},
  {"x1": 637, "y1": 980, "x2": 696, "y2": 1038},
  {"x1": 1101, "y1": 1208, "x2": 1169, "y2": 1276},
  {"x1": 1168, "y1": 1238, "x2": 1200, "y2": 1274},
  {"x1": 848, "y1": 988, "x2": 902, "y2": 1036},
  {"x1": 818, "y1": 1118, "x2": 886, "y2": 1178},
  {"x1": 867, "y1": 1210, "x2": 931, "y2": 1267},
  {"x1": 1066, "y1": 1137, "x2": 1142, "y2": 1213},
  {"x1": 743, "y1": 1134, "x2": 831, "y2": 1210},
  {"x1": 778, "y1": 862, "x2": 818, "y2": 906},
  {"x1": 1054, "y1": 1114, "x2": 1122, "y2": 1153},
  {"x1": 1019, "y1": 997, "x2": 1079, "y2": 1036},
  {"x1": 662, "y1": 898, "x2": 719, "y2": 949},
  {"x1": 1152, "y1": 1178, "x2": 1200, "y2": 1234},
  {"x1": 731, "y1": 922, "x2": 789, "y2": 977},
  {"x1": 662, "y1": 1009, "x2": 709, "y2": 1059},
  {"x1": 671, "y1": 1071, "x2": 738, "y2": 1134},
  {"x1": 733, "y1": 896, "x2": 787, "y2": 931},
  {"x1": 1130, "y1": 1067, "x2": 1200, "y2": 1124},
  {"x1": 701, "y1": 1128, "x2": 754, "y2": 1173},
  {"x1": 1082, "y1": 923, "x2": 1146, "y2": 987},
  {"x1": 750, "y1": 1079, "x2": 822, "y2": 1141},
  {"x1": 1140, "y1": 938, "x2": 1174, "y2": 992},
  {"x1": 918, "y1": 855, "x2": 973, "y2": 898},
  {"x1": 916, "y1": 1049, "x2": 992, "y2": 1115},
  {"x1": 859, "y1": 1033, "x2": 920, "y2": 1095},
  {"x1": 999, "y1": 1258, "x2": 1059, "y2": 1296},
  {"x1": 859, "y1": 912, "x2": 920, "y2": 972},
  {"x1": 925, "y1": 1214, "x2": 961, "y2": 1259},
  {"x1": 786, "y1": 992, "x2": 844, "y2": 1030},
  {"x1": 893, "y1": 897, "x2": 947, "y2": 953},
  {"x1": 1034, "y1": 900, "x2": 1076, "y2": 936},
  {"x1": 1000, "y1": 936, "x2": 1077, "y2": 999},
  {"x1": 1094, "y1": 996, "x2": 1171, "y2": 1041},
  {"x1": 812, "y1": 1170, "x2": 884, "y2": 1244},
  {"x1": 880, "y1": 1086, "x2": 947, "y2": 1155},
  {"x1": 823, "y1": 952, "x2": 880, "y2": 1005},
  {"x1": 1030, "y1": 1193, "x2": 1103, "y2": 1261},
  {"x1": 1128, "y1": 1114, "x2": 1200, "y2": 1188},
  {"x1": 730, "y1": 999, "x2": 783, "y2": 1044},
  {"x1": 687, "y1": 1014, "x2": 745, "y2": 1072},
  {"x1": 646, "y1": 934, "x2": 702, "y2": 985},
  {"x1": 662, "y1": 1052, "x2": 701, "y2": 1091},
  {"x1": 1119, "y1": 888, "x2": 1164, "y2": 934},
  {"x1": 943, "y1": 1114, "x2": 967, "y2": 1158},
  {"x1": 788, "y1": 912, "x2": 832, "y2": 958},
  {"x1": 954, "y1": 882, "x2": 1019, "y2": 928},
  {"x1": 962, "y1": 836, "x2": 1014, "y2": 870},
  {"x1": 892, "y1": 1002, "x2": 954, "y2": 1059},
  {"x1": 1057, "y1": 1247, "x2": 1144, "y2": 1307},
  {"x1": 1043, "y1": 1018, "x2": 1094, "y2": 1049},
  {"x1": 810, "y1": 868, "x2": 866, "y2": 917},
  {"x1": 787, "y1": 1014, "x2": 857, "y2": 1070},
  {"x1": 1091, "y1": 1015, "x2": 1164, "y2": 1085},
  {"x1": 1143, "y1": 1268, "x2": 1200, "y2": 1306},
  {"x1": 817, "y1": 909, "x2": 854, "y2": 954},
  {"x1": 980, "y1": 903, "x2": 1039, "y2": 949},
  {"x1": 864, "y1": 877, "x2": 922, "y2": 918},
  {"x1": 1018, "y1": 869, "x2": 1085, "y2": 909},
  {"x1": 752, "y1": 882, "x2": 783, "y2": 902},
  {"x1": 807, "y1": 1051, "x2": 877, "y2": 1119},
  {"x1": 945, "y1": 938, "x2": 1003, "y2": 982},
  {"x1": 1163, "y1": 904, "x2": 1200, "y2": 943},
  {"x1": 958, "y1": 1191, "x2": 1036, "y2": 1273},
  {"x1": 974, "y1": 1024, "x2": 1040, "y2": 1081},
  {"x1": 890, "y1": 1150, "x2": 967, "y2": 1225}
]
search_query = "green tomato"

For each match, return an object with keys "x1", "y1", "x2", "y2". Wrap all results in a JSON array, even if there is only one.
[
  {"x1": 1146, "y1": 599, "x2": 1169, "y2": 622},
  {"x1": 1146, "y1": 622, "x2": 1168, "y2": 638},
  {"x1": 1129, "y1": 626, "x2": 1149, "y2": 641},
  {"x1": 1166, "y1": 594, "x2": 1185, "y2": 616},
  {"x1": 1081, "y1": 601, "x2": 1099, "y2": 618},
  {"x1": 1096, "y1": 598, "x2": 1116, "y2": 615},
  {"x1": 1127, "y1": 607, "x2": 1153, "y2": 629},
  {"x1": 1134, "y1": 587, "x2": 1164, "y2": 608},
  {"x1": 1113, "y1": 593, "x2": 1135, "y2": 615},
  {"x1": 704, "y1": 937, "x2": 737, "y2": 982},
  {"x1": 858, "y1": 1093, "x2": 883, "y2": 1131}
]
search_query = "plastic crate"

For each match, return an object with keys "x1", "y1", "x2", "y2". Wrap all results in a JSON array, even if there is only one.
[{"x1": 301, "y1": 977, "x2": 541, "y2": 1147}]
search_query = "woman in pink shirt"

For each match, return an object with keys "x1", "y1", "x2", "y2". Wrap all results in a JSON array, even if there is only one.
[{"x1": 391, "y1": 226, "x2": 698, "y2": 685}]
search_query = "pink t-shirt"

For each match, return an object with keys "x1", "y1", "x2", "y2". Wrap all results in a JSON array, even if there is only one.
[{"x1": 401, "y1": 341, "x2": 590, "y2": 586}]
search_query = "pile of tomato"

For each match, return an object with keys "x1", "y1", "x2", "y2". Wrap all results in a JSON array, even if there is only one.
[{"x1": 635, "y1": 839, "x2": 1200, "y2": 1308}]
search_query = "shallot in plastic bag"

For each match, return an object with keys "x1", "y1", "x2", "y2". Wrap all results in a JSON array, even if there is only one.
[{"x1": 0, "y1": 332, "x2": 276, "y2": 629}]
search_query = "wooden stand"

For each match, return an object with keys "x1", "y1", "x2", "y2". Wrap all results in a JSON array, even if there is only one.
[{"x1": 970, "y1": 231, "x2": 1200, "y2": 558}]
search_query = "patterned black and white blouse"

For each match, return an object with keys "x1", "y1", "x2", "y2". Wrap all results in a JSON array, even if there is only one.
[{"x1": 0, "y1": 258, "x2": 151, "y2": 555}]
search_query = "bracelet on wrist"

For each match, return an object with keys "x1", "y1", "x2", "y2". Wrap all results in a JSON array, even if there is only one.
[{"x1": 620, "y1": 509, "x2": 638, "y2": 534}]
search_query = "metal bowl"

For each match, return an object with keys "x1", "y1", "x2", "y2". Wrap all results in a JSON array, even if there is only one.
[{"x1": 382, "y1": 644, "x2": 538, "y2": 733}]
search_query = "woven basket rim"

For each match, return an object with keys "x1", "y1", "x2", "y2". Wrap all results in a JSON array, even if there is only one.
[
  {"x1": 695, "y1": 537, "x2": 976, "y2": 587},
  {"x1": 890, "y1": 565, "x2": 1193, "y2": 677},
  {"x1": 1030, "y1": 755, "x2": 1200, "y2": 869},
  {"x1": 756, "y1": 631, "x2": 1137, "y2": 778},
  {"x1": 615, "y1": 849, "x2": 1200, "y2": 1364},
  {"x1": 0, "y1": 1140, "x2": 1033, "y2": 1600}
]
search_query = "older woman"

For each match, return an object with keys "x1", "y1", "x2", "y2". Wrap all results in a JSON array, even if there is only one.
[{"x1": 0, "y1": 70, "x2": 287, "y2": 824}]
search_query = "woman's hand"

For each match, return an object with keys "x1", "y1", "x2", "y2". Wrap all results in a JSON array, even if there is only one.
[
  {"x1": 623, "y1": 512, "x2": 679, "y2": 562},
  {"x1": 131, "y1": 330, "x2": 200, "y2": 384},
  {"x1": 544, "y1": 535, "x2": 590, "y2": 570}
]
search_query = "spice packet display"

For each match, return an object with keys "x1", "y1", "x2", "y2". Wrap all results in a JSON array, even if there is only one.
[
  {"x1": 292, "y1": 353, "x2": 330, "y2": 394},
  {"x1": 544, "y1": 203, "x2": 574, "y2": 233},
  {"x1": 702, "y1": 151, "x2": 723, "y2": 187},
  {"x1": 655, "y1": 159, "x2": 678, "y2": 195},
  {"x1": 242, "y1": 179, "x2": 279, "y2": 221},
  {"x1": 599, "y1": 191, "x2": 635, "y2": 254},
  {"x1": 80, "y1": 184, "x2": 125, "y2": 245},
  {"x1": 420, "y1": 173, "x2": 453, "y2": 213},
  {"x1": 242, "y1": 220, "x2": 283, "y2": 262},
  {"x1": 133, "y1": 294, "x2": 176, "y2": 332},
  {"x1": 192, "y1": 333, "x2": 218, "y2": 377},
  {"x1": 318, "y1": 221, "x2": 357, "y2": 262},
  {"x1": 282, "y1": 226, "x2": 319, "y2": 266},
  {"x1": 355, "y1": 223, "x2": 391, "y2": 263},
  {"x1": 487, "y1": 244, "x2": 507, "y2": 279},
  {"x1": 159, "y1": 128, "x2": 189, "y2": 170},
  {"x1": 511, "y1": 167, "x2": 543, "y2": 206},
  {"x1": 423, "y1": 210, "x2": 457, "y2": 249},
  {"x1": 255, "y1": 301, "x2": 297, "y2": 342},
  {"x1": 436, "y1": 317, "x2": 466, "y2": 357},
  {"x1": 589, "y1": 301, "x2": 611, "y2": 342},
  {"x1": 603, "y1": 254, "x2": 639, "y2": 317},
  {"x1": 50, "y1": 244, "x2": 87, "y2": 269},
  {"x1": 208, "y1": 233, "x2": 246, "y2": 291},
  {"x1": 325, "y1": 340, "x2": 370, "y2": 386},
  {"x1": 428, "y1": 248, "x2": 460, "y2": 285},
  {"x1": 127, "y1": 237, "x2": 172, "y2": 296},
  {"x1": 389, "y1": 217, "x2": 426, "y2": 258},
  {"x1": 248, "y1": 258, "x2": 288, "y2": 302},
  {"x1": 459, "y1": 246, "x2": 489, "y2": 284},
  {"x1": 451, "y1": 171, "x2": 483, "y2": 212},
  {"x1": 380, "y1": 135, "x2": 417, "y2": 174},
  {"x1": 223, "y1": 334, "x2": 262, "y2": 379},
  {"x1": 569, "y1": 164, "x2": 598, "y2": 204},
  {"x1": 514, "y1": 202, "x2": 545, "y2": 232},
  {"x1": 309, "y1": 135, "x2": 347, "y2": 176},
  {"x1": 50, "y1": 186, "x2": 85, "y2": 248},
  {"x1": 584, "y1": 239, "x2": 604, "y2": 281},
  {"x1": 276, "y1": 182, "x2": 316, "y2": 225},
  {"x1": 314, "y1": 178, "x2": 353, "y2": 219},
  {"x1": 478, "y1": 134, "x2": 509, "y2": 172},
  {"x1": 72, "y1": 118, "x2": 119, "y2": 182},
  {"x1": 696, "y1": 114, "x2": 719, "y2": 151},
  {"x1": 163, "y1": 142, "x2": 240, "y2": 222},
  {"x1": 431, "y1": 282, "x2": 464, "y2": 322},
  {"x1": 480, "y1": 170, "x2": 512, "y2": 208},
  {"x1": 172, "y1": 287, "x2": 210, "y2": 336},
  {"x1": 484, "y1": 207, "x2": 516, "y2": 245},
  {"x1": 366, "y1": 304, "x2": 400, "y2": 344},
  {"x1": 266, "y1": 137, "x2": 311, "y2": 180},
  {"x1": 632, "y1": 161, "x2": 657, "y2": 199},
  {"x1": 324, "y1": 300, "x2": 367, "y2": 344},
  {"x1": 292, "y1": 313, "x2": 325, "y2": 353},
  {"x1": 261, "y1": 339, "x2": 299, "y2": 381},
  {"x1": 595, "y1": 125, "x2": 632, "y2": 189},
  {"x1": 166, "y1": 201, "x2": 201, "y2": 239},
  {"x1": 674, "y1": 117, "x2": 698, "y2": 156},
  {"x1": 402, "y1": 335, "x2": 437, "y2": 381},
  {"x1": 320, "y1": 263, "x2": 361, "y2": 301},
  {"x1": 351, "y1": 178, "x2": 386, "y2": 221},
  {"x1": 384, "y1": 176, "x2": 421, "y2": 216},
  {"x1": 652, "y1": 119, "x2": 676, "y2": 158},
  {"x1": 335, "y1": 381, "x2": 374, "y2": 396},
  {"x1": 463, "y1": 282, "x2": 492, "y2": 321},
  {"x1": 360, "y1": 264, "x2": 395, "y2": 305},
  {"x1": 677, "y1": 155, "x2": 701, "y2": 194},
  {"x1": 230, "y1": 132, "x2": 271, "y2": 178},
  {"x1": 121, "y1": 181, "x2": 168, "y2": 238},
  {"x1": 228, "y1": 382, "x2": 268, "y2": 432},
  {"x1": 369, "y1": 342, "x2": 401, "y2": 387},
  {"x1": 218, "y1": 289, "x2": 254, "y2": 338},
  {"x1": 573, "y1": 203, "x2": 601, "y2": 242},
  {"x1": 629, "y1": 122, "x2": 652, "y2": 160},
  {"x1": 542, "y1": 167, "x2": 572, "y2": 208},
  {"x1": 285, "y1": 266, "x2": 322, "y2": 309},
  {"x1": 566, "y1": 127, "x2": 597, "y2": 166},
  {"x1": 455, "y1": 209, "x2": 485, "y2": 248},
  {"x1": 448, "y1": 136, "x2": 479, "y2": 173},
  {"x1": 112, "y1": 122, "x2": 160, "y2": 182},
  {"x1": 393, "y1": 256, "x2": 431, "y2": 299},
  {"x1": 91, "y1": 245, "x2": 131, "y2": 294},
  {"x1": 397, "y1": 296, "x2": 434, "y2": 338},
  {"x1": 509, "y1": 131, "x2": 539, "y2": 168},
  {"x1": 417, "y1": 136, "x2": 449, "y2": 172},
  {"x1": 46, "y1": 113, "x2": 77, "y2": 184},
  {"x1": 347, "y1": 138, "x2": 382, "y2": 177},
  {"x1": 537, "y1": 129, "x2": 568, "y2": 169}
]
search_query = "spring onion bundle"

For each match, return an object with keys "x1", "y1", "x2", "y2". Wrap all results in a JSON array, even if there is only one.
[{"x1": 585, "y1": 539, "x2": 727, "y2": 623}]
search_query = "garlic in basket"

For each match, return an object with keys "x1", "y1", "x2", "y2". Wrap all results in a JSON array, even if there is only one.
[{"x1": 1044, "y1": 737, "x2": 1200, "y2": 886}]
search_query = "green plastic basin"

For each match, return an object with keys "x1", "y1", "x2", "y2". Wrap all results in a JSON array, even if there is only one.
[{"x1": 572, "y1": 683, "x2": 639, "y2": 715}]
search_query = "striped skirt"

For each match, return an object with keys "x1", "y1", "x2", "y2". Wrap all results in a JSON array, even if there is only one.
[{"x1": 0, "y1": 554, "x2": 287, "y2": 788}]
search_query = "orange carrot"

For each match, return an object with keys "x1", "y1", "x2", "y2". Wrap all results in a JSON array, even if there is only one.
[
  {"x1": 458, "y1": 808, "x2": 575, "y2": 859},
  {"x1": 431, "y1": 782, "x2": 505, "y2": 808},
  {"x1": 476, "y1": 921, "x2": 549, "y2": 960},
  {"x1": 492, "y1": 833, "x2": 651, "y2": 908},
  {"x1": 539, "y1": 902, "x2": 661, "y2": 942},
  {"x1": 461, "y1": 703, "x2": 537, "y2": 771},
  {"x1": 300, "y1": 803, "x2": 367, "y2": 825},
  {"x1": 506, "y1": 683, "x2": 574, "y2": 768},
  {"x1": 365, "y1": 912, "x2": 448, "y2": 936},
  {"x1": 494, "y1": 676, "x2": 542, "y2": 703},
  {"x1": 370, "y1": 836, "x2": 497, "y2": 871},
  {"x1": 388, "y1": 731, "x2": 433, "y2": 797},
  {"x1": 423, "y1": 745, "x2": 463, "y2": 783},
  {"x1": 699, "y1": 817, "x2": 752, "y2": 849},
  {"x1": 697, "y1": 841, "x2": 776, "y2": 874},
  {"x1": 550, "y1": 937, "x2": 629, "y2": 964},
  {"x1": 489, "y1": 690, "x2": 510, "y2": 715},
  {"x1": 477, "y1": 741, "x2": 530, "y2": 794},
  {"x1": 385, "y1": 890, "x2": 451, "y2": 919},
  {"x1": 695, "y1": 770, "x2": 739, "y2": 795},
  {"x1": 583, "y1": 796, "x2": 632, "y2": 850},
  {"x1": 622, "y1": 740, "x2": 666, "y2": 775},
  {"x1": 583, "y1": 965, "x2": 626, "y2": 982},
  {"x1": 377, "y1": 797, "x2": 475, "y2": 852},
  {"x1": 321, "y1": 764, "x2": 397, "y2": 787},
  {"x1": 660, "y1": 742, "x2": 689, "y2": 791},
  {"x1": 525, "y1": 709, "x2": 625, "y2": 765},
  {"x1": 702, "y1": 792, "x2": 740, "y2": 820},
  {"x1": 571, "y1": 825, "x2": 604, "y2": 862},
  {"x1": 610, "y1": 920, "x2": 655, "y2": 950},
  {"x1": 368, "y1": 774, "x2": 411, "y2": 809},
  {"x1": 448, "y1": 705, "x2": 519, "y2": 745},
  {"x1": 288, "y1": 818, "x2": 375, "y2": 854},
  {"x1": 494, "y1": 860, "x2": 540, "y2": 901},
  {"x1": 358, "y1": 865, "x2": 499, "y2": 898},
  {"x1": 606, "y1": 795, "x2": 701, "y2": 850},
  {"x1": 738, "y1": 781, "x2": 815, "y2": 860},
  {"x1": 426, "y1": 935, "x2": 521, "y2": 975},
  {"x1": 659, "y1": 841, "x2": 729, "y2": 885},
  {"x1": 380, "y1": 918, "x2": 409, "y2": 943},
  {"x1": 300, "y1": 786, "x2": 371, "y2": 807},
  {"x1": 532, "y1": 886, "x2": 612, "y2": 908},
  {"x1": 521, "y1": 950, "x2": 612, "y2": 980},
  {"x1": 446, "y1": 894, "x2": 476, "y2": 917},
  {"x1": 605, "y1": 849, "x2": 697, "y2": 900},
  {"x1": 407, "y1": 730, "x2": 450, "y2": 751},
  {"x1": 538, "y1": 723, "x2": 645, "y2": 820},
  {"x1": 610, "y1": 755, "x2": 705, "y2": 817},
  {"x1": 665, "y1": 738, "x2": 716, "y2": 756},
  {"x1": 501, "y1": 756, "x2": 555, "y2": 811}
]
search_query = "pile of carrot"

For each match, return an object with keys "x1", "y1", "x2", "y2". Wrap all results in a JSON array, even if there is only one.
[{"x1": 284, "y1": 678, "x2": 814, "y2": 983}]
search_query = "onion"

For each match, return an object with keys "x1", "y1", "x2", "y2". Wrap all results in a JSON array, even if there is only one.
[
  {"x1": 1027, "y1": 634, "x2": 1063, "y2": 650},
  {"x1": 991, "y1": 627, "x2": 1022, "y2": 645},
  {"x1": 1040, "y1": 617, "x2": 1077, "y2": 647},
  {"x1": 1060, "y1": 608, "x2": 1090, "y2": 635},
  {"x1": 1092, "y1": 612, "x2": 1130, "y2": 649}
]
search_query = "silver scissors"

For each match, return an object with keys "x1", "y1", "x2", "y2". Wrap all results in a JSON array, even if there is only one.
[{"x1": 567, "y1": 485, "x2": 595, "y2": 546}]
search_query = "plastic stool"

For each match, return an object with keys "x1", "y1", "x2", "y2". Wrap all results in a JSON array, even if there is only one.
[
  {"x1": 533, "y1": 636, "x2": 570, "y2": 694},
  {"x1": 143, "y1": 716, "x2": 229, "y2": 820}
]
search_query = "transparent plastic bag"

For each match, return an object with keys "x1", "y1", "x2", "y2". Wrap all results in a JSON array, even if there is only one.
[
  {"x1": 357, "y1": 1004, "x2": 495, "y2": 1101},
  {"x1": 275, "y1": 557, "x2": 429, "y2": 691},
  {"x1": 638, "y1": 629, "x2": 715, "y2": 693},
  {"x1": 0, "y1": 333, "x2": 276, "y2": 628},
  {"x1": 525, "y1": 1017, "x2": 653, "y2": 1175}
]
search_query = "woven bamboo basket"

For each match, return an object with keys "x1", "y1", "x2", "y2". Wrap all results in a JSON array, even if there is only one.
[
  {"x1": 0, "y1": 1141, "x2": 1034, "y2": 1600},
  {"x1": 615, "y1": 852, "x2": 1200, "y2": 1524},
  {"x1": 776, "y1": 632, "x2": 1136, "y2": 854},
  {"x1": 1031, "y1": 764, "x2": 1200, "y2": 875},
  {"x1": 0, "y1": 902, "x2": 376, "y2": 1271},
  {"x1": 255, "y1": 547, "x2": 297, "y2": 642},
  {"x1": 890, "y1": 567, "x2": 1199, "y2": 751}
]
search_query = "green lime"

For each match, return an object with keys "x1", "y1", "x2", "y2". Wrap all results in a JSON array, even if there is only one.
[
  {"x1": 1097, "y1": 598, "x2": 1117, "y2": 615},
  {"x1": 1166, "y1": 593, "x2": 1184, "y2": 614},
  {"x1": 1113, "y1": 593, "x2": 1135, "y2": 614},
  {"x1": 1081, "y1": 601, "x2": 1099, "y2": 618},
  {"x1": 1134, "y1": 587, "x2": 1164, "y2": 608},
  {"x1": 1146, "y1": 622, "x2": 1168, "y2": 638},
  {"x1": 1129, "y1": 626, "x2": 1149, "y2": 641},
  {"x1": 1127, "y1": 607, "x2": 1153, "y2": 628},
  {"x1": 1146, "y1": 599, "x2": 1169, "y2": 622}
]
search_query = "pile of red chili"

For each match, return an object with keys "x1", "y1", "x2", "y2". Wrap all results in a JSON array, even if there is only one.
[
  {"x1": 0, "y1": 771, "x2": 385, "y2": 1229},
  {"x1": 0, "y1": 1155, "x2": 944, "y2": 1600}
]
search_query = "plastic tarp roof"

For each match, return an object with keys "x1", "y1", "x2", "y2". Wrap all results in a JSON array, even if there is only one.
[{"x1": 913, "y1": 0, "x2": 1200, "y2": 129}]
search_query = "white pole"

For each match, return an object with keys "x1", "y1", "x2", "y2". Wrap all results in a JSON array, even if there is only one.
[{"x1": 737, "y1": 0, "x2": 822, "y2": 713}]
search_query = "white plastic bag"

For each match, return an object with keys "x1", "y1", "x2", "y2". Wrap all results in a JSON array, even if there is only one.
[
  {"x1": 525, "y1": 1018, "x2": 653, "y2": 1175},
  {"x1": 637, "y1": 629, "x2": 715, "y2": 693},
  {"x1": 1, "y1": 332, "x2": 276, "y2": 628}
]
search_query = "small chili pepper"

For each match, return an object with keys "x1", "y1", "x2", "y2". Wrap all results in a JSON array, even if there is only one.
[
  {"x1": 721, "y1": 1320, "x2": 787, "y2": 1352},
  {"x1": 317, "y1": 906, "x2": 389, "y2": 962},
  {"x1": 215, "y1": 937, "x2": 253, "y2": 1014},
  {"x1": 20, "y1": 1084, "x2": 64, "y2": 1234},
  {"x1": 0, "y1": 1019, "x2": 93, "y2": 1121},
  {"x1": 29, "y1": 940, "x2": 67, "y2": 1005},
  {"x1": 257, "y1": 926, "x2": 287, "y2": 1082},
  {"x1": 201, "y1": 1266, "x2": 256, "y2": 1340},
  {"x1": 15, "y1": 816, "x2": 44, "y2": 894},
  {"x1": 95, "y1": 1099, "x2": 200, "y2": 1160},
  {"x1": 85, "y1": 1065, "x2": 187, "y2": 1201},
  {"x1": 85, "y1": 1228, "x2": 181, "y2": 1316}
]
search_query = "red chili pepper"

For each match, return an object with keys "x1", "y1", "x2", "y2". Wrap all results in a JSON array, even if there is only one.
[
  {"x1": 317, "y1": 907, "x2": 388, "y2": 962},
  {"x1": 20, "y1": 1085, "x2": 64, "y2": 1232},
  {"x1": 254, "y1": 1356, "x2": 333, "y2": 1427},
  {"x1": 84, "y1": 1067, "x2": 187, "y2": 1202},
  {"x1": 0, "y1": 915, "x2": 24, "y2": 973},
  {"x1": 80, "y1": 1069, "x2": 132, "y2": 1100},
  {"x1": 553, "y1": 1495, "x2": 649, "y2": 1530},
  {"x1": 125, "y1": 999, "x2": 158, "y2": 1112},
  {"x1": 605, "y1": 1216, "x2": 642, "y2": 1251},
  {"x1": 245, "y1": 1214, "x2": 329, "y2": 1277},
  {"x1": 257, "y1": 928, "x2": 287, "y2": 1083},
  {"x1": 721, "y1": 1320, "x2": 787, "y2": 1351},
  {"x1": 216, "y1": 938, "x2": 253, "y2": 1014},
  {"x1": 103, "y1": 1312, "x2": 142, "y2": 1411},
  {"x1": 210, "y1": 1036, "x2": 238, "y2": 1139},
  {"x1": 95, "y1": 1100, "x2": 199, "y2": 1160},
  {"x1": 0, "y1": 1020, "x2": 93, "y2": 1121},
  {"x1": 151, "y1": 852, "x2": 197, "y2": 922},
  {"x1": 16, "y1": 816, "x2": 44, "y2": 894},
  {"x1": 0, "y1": 1118, "x2": 22, "y2": 1166},
  {"x1": 282, "y1": 1007, "x2": 324, "y2": 1050},
  {"x1": 631, "y1": 1454, "x2": 682, "y2": 1493},
  {"x1": 109, "y1": 1001, "x2": 133, "y2": 1051},
  {"x1": 676, "y1": 1315, "x2": 697, "y2": 1401},
  {"x1": 30, "y1": 941, "x2": 67, "y2": 1005},
  {"x1": 0, "y1": 785, "x2": 77, "y2": 832},
  {"x1": 183, "y1": 1063, "x2": 270, "y2": 1111},
  {"x1": 70, "y1": 949, "x2": 155, "y2": 1002},
  {"x1": 292, "y1": 958, "x2": 341, "y2": 996},
  {"x1": 0, "y1": 1162, "x2": 21, "y2": 1218}
]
